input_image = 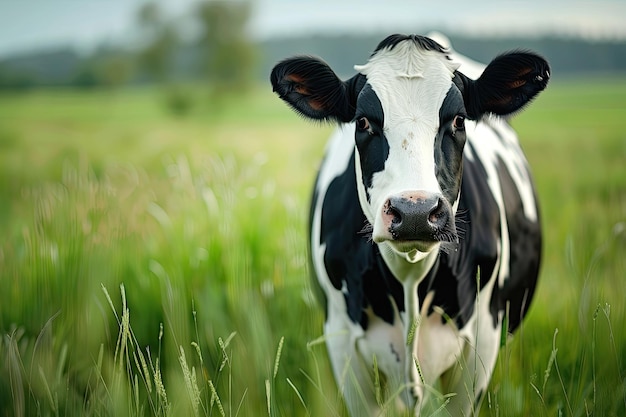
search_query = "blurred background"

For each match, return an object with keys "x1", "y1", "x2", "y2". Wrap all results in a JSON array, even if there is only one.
[
  {"x1": 0, "y1": 1, "x2": 624, "y2": 416},
  {"x1": 1, "y1": 0, "x2": 626, "y2": 93}
]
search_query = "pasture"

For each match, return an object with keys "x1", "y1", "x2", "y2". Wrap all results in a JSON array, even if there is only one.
[{"x1": 0, "y1": 76, "x2": 624, "y2": 416}]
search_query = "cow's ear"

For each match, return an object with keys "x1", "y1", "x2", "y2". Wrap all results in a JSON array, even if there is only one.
[
  {"x1": 463, "y1": 52, "x2": 550, "y2": 119},
  {"x1": 271, "y1": 56, "x2": 359, "y2": 123}
]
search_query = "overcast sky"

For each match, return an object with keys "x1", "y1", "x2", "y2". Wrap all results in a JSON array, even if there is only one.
[{"x1": 1, "y1": 0, "x2": 625, "y2": 57}]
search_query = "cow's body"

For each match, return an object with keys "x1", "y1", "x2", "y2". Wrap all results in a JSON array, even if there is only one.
[
  {"x1": 311, "y1": 115, "x2": 541, "y2": 414},
  {"x1": 271, "y1": 34, "x2": 549, "y2": 416}
]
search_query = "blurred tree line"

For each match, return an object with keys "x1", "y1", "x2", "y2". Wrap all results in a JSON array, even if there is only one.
[
  {"x1": 0, "y1": 0, "x2": 256, "y2": 115},
  {"x1": 2, "y1": 0, "x2": 626, "y2": 99},
  {"x1": 131, "y1": 0, "x2": 257, "y2": 115}
]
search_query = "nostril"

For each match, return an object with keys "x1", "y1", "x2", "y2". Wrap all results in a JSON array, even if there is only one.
[
  {"x1": 390, "y1": 207, "x2": 402, "y2": 225},
  {"x1": 428, "y1": 199, "x2": 441, "y2": 222},
  {"x1": 385, "y1": 200, "x2": 403, "y2": 225},
  {"x1": 428, "y1": 198, "x2": 447, "y2": 226}
]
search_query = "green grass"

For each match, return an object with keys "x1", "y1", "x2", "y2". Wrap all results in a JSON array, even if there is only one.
[{"x1": 0, "y1": 77, "x2": 624, "y2": 416}]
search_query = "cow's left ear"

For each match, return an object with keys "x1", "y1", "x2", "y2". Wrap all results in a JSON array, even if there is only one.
[
  {"x1": 461, "y1": 52, "x2": 550, "y2": 119},
  {"x1": 271, "y1": 56, "x2": 361, "y2": 123}
]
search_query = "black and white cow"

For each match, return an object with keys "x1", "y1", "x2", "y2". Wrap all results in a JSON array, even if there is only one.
[{"x1": 271, "y1": 34, "x2": 549, "y2": 416}]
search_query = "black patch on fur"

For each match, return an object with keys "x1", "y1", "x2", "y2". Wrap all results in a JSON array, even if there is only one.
[
  {"x1": 319, "y1": 153, "x2": 404, "y2": 326},
  {"x1": 307, "y1": 170, "x2": 328, "y2": 313},
  {"x1": 419, "y1": 142, "x2": 500, "y2": 328},
  {"x1": 435, "y1": 85, "x2": 466, "y2": 205},
  {"x1": 494, "y1": 155, "x2": 542, "y2": 332},
  {"x1": 373, "y1": 34, "x2": 449, "y2": 57},
  {"x1": 354, "y1": 84, "x2": 388, "y2": 202}
]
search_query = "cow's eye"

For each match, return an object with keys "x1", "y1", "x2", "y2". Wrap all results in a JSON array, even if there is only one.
[
  {"x1": 356, "y1": 116, "x2": 371, "y2": 132},
  {"x1": 453, "y1": 115, "x2": 465, "y2": 131}
]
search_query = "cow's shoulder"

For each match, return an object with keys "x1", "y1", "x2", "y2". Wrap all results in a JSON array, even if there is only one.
[{"x1": 440, "y1": 118, "x2": 541, "y2": 331}]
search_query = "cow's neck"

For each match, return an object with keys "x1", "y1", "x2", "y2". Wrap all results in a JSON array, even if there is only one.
[{"x1": 378, "y1": 241, "x2": 440, "y2": 403}]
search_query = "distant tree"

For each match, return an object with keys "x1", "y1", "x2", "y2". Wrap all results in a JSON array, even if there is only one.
[
  {"x1": 71, "y1": 63, "x2": 100, "y2": 88},
  {"x1": 97, "y1": 53, "x2": 136, "y2": 88},
  {"x1": 195, "y1": 0, "x2": 257, "y2": 94},
  {"x1": 0, "y1": 64, "x2": 37, "y2": 90},
  {"x1": 136, "y1": 2, "x2": 179, "y2": 83}
]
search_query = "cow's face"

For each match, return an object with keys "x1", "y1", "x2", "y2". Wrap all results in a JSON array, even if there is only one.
[
  {"x1": 271, "y1": 34, "x2": 549, "y2": 257},
  {"x1": 351, "y1": 38, "x2": 464, "y2": 256}
]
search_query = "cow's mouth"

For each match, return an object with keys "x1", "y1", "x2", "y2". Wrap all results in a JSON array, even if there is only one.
[
  {"x1": 389, "y1": 231, "x2": 457, "y2": 252},
  {"x1": 375, "y1": 220, "x2": 459, "y2": 257},
  {"x1": 389, "y1": 239, "x2": 438, "y2": 254}
]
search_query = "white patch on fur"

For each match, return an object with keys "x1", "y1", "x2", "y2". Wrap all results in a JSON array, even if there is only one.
[
  {"x1": 416, "y1": 292, "x2": 464, "y2": 388},
  {"x1": 315, "y1": 125, "x2": 355, "y2": 199}
]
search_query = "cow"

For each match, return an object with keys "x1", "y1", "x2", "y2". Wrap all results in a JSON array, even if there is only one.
[{"x1": 271, "y1": 33, "x2": 549, "y2": 416}]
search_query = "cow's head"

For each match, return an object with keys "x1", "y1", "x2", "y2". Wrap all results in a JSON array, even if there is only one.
[{"x1": 271, "y1": 34, "x2": 549, "y2": 259}]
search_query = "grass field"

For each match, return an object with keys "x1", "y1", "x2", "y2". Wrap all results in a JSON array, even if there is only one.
[{"x1": 0, "y1": 76, "x2": 624, "y2": 416}]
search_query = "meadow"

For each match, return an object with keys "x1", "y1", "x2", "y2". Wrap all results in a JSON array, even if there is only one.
[{"x1": 0, "y1": 76, "x2": 624, "y2": 416}]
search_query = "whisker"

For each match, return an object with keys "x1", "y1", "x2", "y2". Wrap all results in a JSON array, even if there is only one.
[
  {"x1": 454, "y1": 209, "x2": 470, "y2": 240},
  {"x1": 358, "y1": 219, "x2": 374, "y2": 242}
]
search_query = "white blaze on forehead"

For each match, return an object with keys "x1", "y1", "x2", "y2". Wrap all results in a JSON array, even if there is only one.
[
  {"x1": 354, "y1": 40, "x2": 459, "y2": 199},
  {"x1": 354, "y1": 42, "x2": 458, "y2": 121}
]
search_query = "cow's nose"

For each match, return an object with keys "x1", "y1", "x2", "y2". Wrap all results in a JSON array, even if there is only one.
[{"x1": 383, "y1": 192, "x2": 450, "y2": 241}]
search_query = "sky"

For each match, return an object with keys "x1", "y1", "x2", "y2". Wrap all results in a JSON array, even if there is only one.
[{"x1": 1, "y1": 0, "x2": 625, "y2": 58}]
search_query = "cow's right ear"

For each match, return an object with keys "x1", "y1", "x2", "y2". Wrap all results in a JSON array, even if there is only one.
[{"x1": 271, "y1": 56, "x2": 359, "y2": 123}]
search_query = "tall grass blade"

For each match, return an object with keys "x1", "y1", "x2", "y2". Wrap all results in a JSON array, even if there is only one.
[
  {"x1": 178, "y1": 345, "x2": 200, "y2": 417},
  {"x1": 273, "y1": 336, "x2": 284, "y2": 380},
  {"x1": 601, "y1": 303, "x2": 626, "y2": 411},
  {"x1": 373, "y1": 354, "x2": 382, "y2": 406},
  {"x1": 208, "y1": 379, "x2": 226, "y2": 417},
  {"x1": 38, "y1": 365, "x2": 57, "y2": 414},
  {"x1": 5, "y1": 333, "x2": 25, "y2": 417},
  {"x1": 286, "y1": 377, "x2": 311, "y2": 417},
  {"x1": 542, "y1": 329, "x2": 557, "y2": 395},
  {"x1": 550, "y1": 329, "x2": 574, "y2": 417},
  {"x1": 265, "y1": 379, "x2": 272, "y2": 417}
]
